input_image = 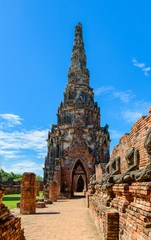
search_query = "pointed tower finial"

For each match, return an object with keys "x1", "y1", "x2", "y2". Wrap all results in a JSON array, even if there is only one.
[
  {"x1": 68, "y1": 23, "x2": 90, "y2": 86},
  {"x1": 70, "y1": 23, "x2": 87, "y2": 70}
]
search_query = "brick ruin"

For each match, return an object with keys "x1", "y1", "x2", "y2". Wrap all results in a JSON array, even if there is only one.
[
  {"x1": 0, "y1": 184, "x2": 25, "y2": 240},
  {"x1": 20, "y1": 172, "x2": 36, "y2": 214},
  {"x1": 0, "y1": 180, "x2": 43, "y2": 196},
  {"x1": 0, "y1": 22, "x2": 150, "y2": 240},
  {"x1": 43, "y1": 23, "x2": 110, "y2": 199},
  {"x1": 2, "y1": 184, "x2": 20, "y2": 195},
  {"x1": 87, "y1": 109, "x2": 151, "y2": 240}
]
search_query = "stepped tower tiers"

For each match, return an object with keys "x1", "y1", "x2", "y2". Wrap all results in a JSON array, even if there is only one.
[{"x1": 43, "y1": 23, "x2": 110, "y2": 198}]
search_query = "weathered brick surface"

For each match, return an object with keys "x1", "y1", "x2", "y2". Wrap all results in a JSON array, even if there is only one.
[
  {"x1": 36, "y1": 181, "x2": 40, "y2": 196},
  {"x1": 111, "y1": 184, "x2": 133, "y2": 213},
  {"x1": 122, "y1": 182, "x2": 151, "y2": 240},
  {"x1": 111, "y1": 112, "x2": 151, "y2": 170},
  {"x1": 0, "y1": 184, "x2": 25, "y2": 240},
  {"x1": 49, "y1": 181, "x2": 58, "y2": 202},
  {"x1": 20, "y1": 172, "x2": 36, "y2": 214},
  {"x1": 2, "y1": 184, "x2": 21, "y2": 194},
  {"x1": 88, "y1": 110, "x2": 151, "y2": 240},
  {"x1": 89, "y1": 198, "x2": 119, "y2": 240}
]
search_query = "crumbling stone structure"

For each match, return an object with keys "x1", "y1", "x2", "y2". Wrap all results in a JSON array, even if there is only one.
[
  {"x1": 36, "y1": 181, "x2": 40, "y2": 196},
  {"x1": 87, "y1": 108, "x2": 151, "y2": 240},
  {"x1": 2, "y1": 184, "x2": 21, "y2": 194},
  {"x1": 1, "y1": 181, "x2": 21, "y2": 194},
  {"x1": 20, "y1": 172, "x2": 36, "y2": 214},
  {"x1": 0, "y1": 184, "x2": 25, "y2": 239},
  {"x1": 43, "y1": 23, "x2": 110, "y2": 199}
]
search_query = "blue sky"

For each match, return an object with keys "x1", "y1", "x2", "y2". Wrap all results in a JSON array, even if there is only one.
[{"x1": 0, "y1": 1, "x2": 151, "y2": 176}]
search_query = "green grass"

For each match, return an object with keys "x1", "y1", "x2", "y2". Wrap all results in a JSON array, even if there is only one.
[{"x1": 2, "y1": 192, "x2": 44, "y2": 210}]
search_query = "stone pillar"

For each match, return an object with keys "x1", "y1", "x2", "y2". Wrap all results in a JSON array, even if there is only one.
[
  {"x1": 49, "y1": 181, "x2": 58, "y2": 202},
  {"x1": 20, "y1": 172, "x2": 36, "y2": 214},
  {"x1": 36, "y1": 181, "x2": 40, "y2": 196}
]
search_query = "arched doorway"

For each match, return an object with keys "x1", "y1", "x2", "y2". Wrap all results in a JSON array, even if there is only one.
[
  {"x1": 71, "y1": 158, "x2": 87, "y2": 196},
  {"x1": 77, "y1": 176, "x2": 84, "y2": 192}
]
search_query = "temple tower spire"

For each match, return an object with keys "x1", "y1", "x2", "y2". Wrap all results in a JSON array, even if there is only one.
[
  {"x1": 43, "y1": 23, "x2": 110, "y2": 197},
  {"x1": 71, "y1": 23, "x2": 86, "y2": 70},
  {"x1": 68, "y1": 23, "x2": 90, "y2": 86}
]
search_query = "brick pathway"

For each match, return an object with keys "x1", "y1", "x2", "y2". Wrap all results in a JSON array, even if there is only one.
[{"x1": 11, "y1": 193, "x2": 102, "y2": 240}]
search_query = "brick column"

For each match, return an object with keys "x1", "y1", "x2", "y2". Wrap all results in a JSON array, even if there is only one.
[
  {"x1": 36, "y1": 181, "x2": 40, "y2": 196},
  {"x1": 49, "y1": 181, "x2": 58, "y2": 202},
  {"x1": 20, "y1": 172, "x2": 36, "y2": 214}
]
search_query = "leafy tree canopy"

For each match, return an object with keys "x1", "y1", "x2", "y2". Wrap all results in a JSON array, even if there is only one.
[
  {"x1": 0, "y1": 169, "x2": 43, "y2": 182},
  {"x1": 36, "y1": 175, "x2": 43, "y2": 181}
]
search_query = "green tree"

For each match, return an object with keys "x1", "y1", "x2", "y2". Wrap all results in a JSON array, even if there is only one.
[
  {"x1": 0, "y1": 169, "x2": 22, "y2": 182},
  {"x1": 36, "y1": 175, "x2": 43, "y2": 181}
]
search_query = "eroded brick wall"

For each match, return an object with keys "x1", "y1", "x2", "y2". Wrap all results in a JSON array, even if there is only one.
[
  {"x1": 88, "y1": 109, "x2": 151, "y2": 240},
  {"x1": 20, "y1": 172, "x2": 36, "y2": 214},
  {"x1": 0, "y1": 184, "x2": 25, "y2": 240},
  {"x1": 111, "y1": 112, "x2": 151, "y2": 171},
  {"x1": 2, "y1": 184, "x2": 21, "y2": 194}
]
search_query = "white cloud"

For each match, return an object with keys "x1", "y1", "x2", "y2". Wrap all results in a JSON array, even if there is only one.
[
  {"x1": 134, "y1": 100, "x2": 151, "y2": 110},
  {"x1": 122, "y1": 110, "x2": 142, "y2": 123},
  {"x1": 94, "y1": 86, "x2": 114, "y2": 96},
  {"x1": 132, "y1": 58, "x2": 151, "y2": 76},
  {"x1": 95, "y1": 86, "x2": 134, "y2": 103},
  {"x1": 0, "y1": 113, "x2": 49, "y2": 175},
  {"x1": 110, "y1": 129, "x2": 123, "y2": 140},
  {"x1": 0, "y1": 114, "x2": 23, "y2": 128},
  {"x1": 3, "y1": 160, "x2": 44, "y2": 174},
  {"x1": 112, "y1": 90, "x2": 134, "y2": 103},
  {"x1": 0, "y1": 150, "x2": 20, "y2": 159},
  {"x1": 0, "y1": 129, "x2": 48, "y2": 152}
]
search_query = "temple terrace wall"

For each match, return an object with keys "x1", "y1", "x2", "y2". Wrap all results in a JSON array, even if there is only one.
[{"x1": 87, "y1": 108, "x2": 151, "y2": 240}]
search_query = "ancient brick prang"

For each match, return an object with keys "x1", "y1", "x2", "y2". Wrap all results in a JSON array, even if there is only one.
[
  {"x1": 20, "y1": 172, "x2": 36, "y2": 214},
  {"x1": 44, "y1": 23, "x2": 110, "y2": 198},
  {"x1": 0, "y1": 184, "x2": 25, "y2": 240},
  {"x1": 87, "y1": 108, "x2": 151, "y2": 240}
]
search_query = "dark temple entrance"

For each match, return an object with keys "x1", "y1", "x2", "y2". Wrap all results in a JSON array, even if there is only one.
[
  {"x1": 71, "y1": 158, "x2": 87, "y2": 197},
  {"x1": 77, "y1": 176, "x2": 84, "y2": 192}
]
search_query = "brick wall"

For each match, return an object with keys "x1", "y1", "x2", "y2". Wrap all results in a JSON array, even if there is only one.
[
  {"x1": 88, "y1": 109, "x2": 151, "y2": 240},
  {"x1": 3, "y1": 185, "x2": 21, "y2": 194},
  {"x1": 111, "y1": 112, "x2": 151, "y2": 171},
  {"x1": 89, "y1": 196, "x2": 119, "y2": 240},
  {"x1": 0, "y1": 184, "x2": 25, "y2": 240}
]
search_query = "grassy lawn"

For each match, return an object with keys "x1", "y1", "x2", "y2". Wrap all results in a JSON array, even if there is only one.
[{"x1": 2, "y1": 192, "x2": 44, "y2": 210}]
